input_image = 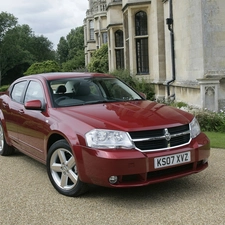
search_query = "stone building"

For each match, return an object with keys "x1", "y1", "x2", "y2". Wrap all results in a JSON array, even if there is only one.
[{"x1": 84, "y1": 0, "x2": 225, "y2": 111}]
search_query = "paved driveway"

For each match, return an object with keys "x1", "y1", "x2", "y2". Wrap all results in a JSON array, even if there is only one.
[{"x1": 0, "y1": 148, "x2": 224, "y2": 225}]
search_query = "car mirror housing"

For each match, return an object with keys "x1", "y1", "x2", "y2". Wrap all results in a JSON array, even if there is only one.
[
  {"x1": 139, "y1": 92, "x2": 147, "y2": 99},
  {"x1": 24, "y1": 100, "x2": 43, "y2": 110}
]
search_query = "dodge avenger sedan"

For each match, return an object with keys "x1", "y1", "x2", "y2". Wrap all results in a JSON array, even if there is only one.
[{"x1": 0, "y1": 72, "x2": 210, "y2": 196}]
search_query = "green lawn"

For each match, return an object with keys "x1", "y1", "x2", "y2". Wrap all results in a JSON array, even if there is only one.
[{"x1": 204, "y1": 131, "x2": 225, "y2": 149}]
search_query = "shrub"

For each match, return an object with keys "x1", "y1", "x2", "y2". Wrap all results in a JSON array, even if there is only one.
[
  {"x1": 161, "y1": 100, "x2": 225, "y2": 133},
  {"x1": 194, "y1": 109, "x2": 225, "y2": 132},
  {"x1": 24, "y1": 60, "x2": 60, "y2": 75},
  {"x1": 0, "y1": 85, "x2": 10, "y2": 92},
  {"x1": 88, "y1": 44, "x2": 108, "y2": 73}
]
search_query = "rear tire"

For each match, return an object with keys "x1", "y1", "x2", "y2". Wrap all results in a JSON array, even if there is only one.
[
  {"x1": 47, "y1": 139, "x2": 88, "y2": 197},
  {"x1": 0, "y1": 123, "x2": 15, "y2": 156}
]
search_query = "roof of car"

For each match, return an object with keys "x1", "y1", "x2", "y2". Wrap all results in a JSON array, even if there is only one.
[{"x1": 24, "y1": 72, "x2": 114, "y2": 81}]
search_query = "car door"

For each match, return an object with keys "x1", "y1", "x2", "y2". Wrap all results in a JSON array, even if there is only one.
[
  {"x1": 2, "y1": 80, "x2": 28, "y2": 150},
  {"x1": 18, "y1": 80, "x2": 50, "y2": 162}
]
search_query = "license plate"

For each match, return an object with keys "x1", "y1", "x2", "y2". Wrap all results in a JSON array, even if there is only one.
[{"x1": 154, "y1": 151, "x2": 191, "y2": 169}]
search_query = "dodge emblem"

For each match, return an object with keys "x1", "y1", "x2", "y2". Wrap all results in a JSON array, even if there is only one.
[{"x1": 164, "y1": 128, "x2": 171, "y2": 142}]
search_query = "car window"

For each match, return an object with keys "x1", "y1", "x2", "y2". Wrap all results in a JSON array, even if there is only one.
[
  {"x1": 103, "y1": 79, "x2": 132, "y2": 99},
  {"x1": 11, "y1": 81, "x2": 27, "y2": 103},
  {"x1": 48, "y1": 77, "x2": 142, "y2": 107},
  {"x1": 96, "y1": 78, "x2": 141, "y2": 100},
  {"x1": 24, "y1": 81, "x2": 45, "y2": 103}
]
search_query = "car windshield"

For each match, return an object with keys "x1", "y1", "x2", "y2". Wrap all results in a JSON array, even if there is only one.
[{"x1": 48, "y1": 77, "x2": 143, "y2": 107}]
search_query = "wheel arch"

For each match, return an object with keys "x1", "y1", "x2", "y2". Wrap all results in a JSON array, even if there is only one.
[
  {"x1": 47, "y1": 133, "x2": 65, "y2": 153},
  {"x1": 46, "y1": 132, "x2": 81, "y2": 157}
]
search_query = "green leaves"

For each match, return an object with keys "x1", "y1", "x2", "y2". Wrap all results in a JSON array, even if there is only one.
[
  {"x1": 195, "y1": 109, "x2": 225, "y2": 132},
  {"x1": 57, "y1": 26, "x2": 85, "y2": 71},
  {"x1": 0, "y1": 11, "x2": 55, "y2": 84},
  {"x1": 24, "y1": 60, "x2": 60, "y2": 75},
  {"x1": 88, "y1": 44, "x2": 108, "y2": 73},
  {"x1": 0, "y1": 12, "x2": 17, "y2": 41}
]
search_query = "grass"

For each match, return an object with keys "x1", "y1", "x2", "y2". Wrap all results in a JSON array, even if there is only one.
[{"x1": 204, "y1": 131, "x2": 225, "y2": 149}]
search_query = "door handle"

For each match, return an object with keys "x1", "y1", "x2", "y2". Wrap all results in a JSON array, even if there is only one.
[
  {"x1": 18, "y1": 109, "x2": 24, "y2": 114},
  {"x1": 2, "y1": 102, "x2": 8, "y2": 108}
]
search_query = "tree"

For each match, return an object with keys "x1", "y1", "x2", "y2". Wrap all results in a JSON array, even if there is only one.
[
  {"x1": 0, "y1": 12, "x2": 55, "y2": 85},
  {"x1": 24, "y1": 60, "x2": 60, "y2": 75},
  {"x1": 66, "y1": 27, "x2": 84, "y2": 60},
  {"x1": 62, "y1": 49, "x2": 85, "y2": 71},
  {"x1": 88, "y1": 44, "x2": 108, "y2": 73},
  {"x1": 56, "y1": 26, "x2": 85, "y2": 71},
  {"x1": 57, "y1": 37, "x2": 68, "y2": 64},
  {"x1": 0, "y1": 12, "x2": 18, "y2": 85},
  {"x1": 28, "y1": 35, "x2": 55, "y2": 62},
  {"x1": 0, "y1": 12, "x2": 17, "y2": 41},
  {"x1": 0, "y1": 25, "x2": 33, "y2": 82}
]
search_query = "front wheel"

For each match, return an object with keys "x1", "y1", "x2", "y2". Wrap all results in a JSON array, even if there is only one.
[
  {"x1": 0, "y1": 123, "x2": 15, "y2": 156},
  {"x1": 47, "y1": 139, "x2": 88, "y2": 197}
]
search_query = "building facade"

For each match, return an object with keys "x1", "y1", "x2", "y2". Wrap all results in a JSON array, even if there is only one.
[{"x1": 84, "y1": 0, "x2": 225, "y2": 111}]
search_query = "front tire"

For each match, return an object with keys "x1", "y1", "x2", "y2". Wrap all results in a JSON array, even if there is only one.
[
  {"x1": 0, "y1": 123, "x2": 15, "y2": 156},
  {"x1": 47, "y1": 139, "x2": 88, "y2": 197}
]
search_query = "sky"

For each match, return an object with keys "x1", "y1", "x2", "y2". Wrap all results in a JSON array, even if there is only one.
[{"x1": 1, "y1": 0, "x2": 89, "y2": 49}]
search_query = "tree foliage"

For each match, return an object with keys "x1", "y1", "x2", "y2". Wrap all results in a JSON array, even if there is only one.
[
  {"x1": 57, "y1": 26, "x2": 85, "y2": 71},
  {"x1": 57, "y1": 37, "x2": 68, "y2": 64},
  {"x1": 88, "y1": 44, "x2": 108, "y2": 73},
  {"x1": 24, "y1": 60, "x2": 60, "y2": 75},
  {"x1": 0, "y1": 12, "x2": 86, "y2": 84},
  {"x1": 0, "y1": 11, "x2": 55, "y2": 85},
  {"x1": 0, "y1": 12, "x2": 17, "y2": 41}
]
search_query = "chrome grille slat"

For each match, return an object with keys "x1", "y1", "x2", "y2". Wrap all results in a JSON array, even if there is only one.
[
  {"x1": 132, "y1": 130, "x2": 190, "y2": 142},
  {"x1": 129, "y1": 124, "x2": 191, "y2": 152}
]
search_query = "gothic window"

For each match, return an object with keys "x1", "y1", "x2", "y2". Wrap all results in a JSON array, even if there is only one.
[
  {"x1": 115, "y1": 50, "x2": 124, "y2": 69},
  {"x1": 136, "y1": 38, "x2": 149, "y2": 74},
  {"x1": 102, "y1": 32, "x2": 108, "y2": 44},
  {"x1": 124, "y1": 12, "x2": 129, "y2": 70},
  {"x1": 89, "y1": 20, "x2": 94, "y2": 40},
  {"x1": 124, "y1": 12, "x2": 129, "y2": 39},
  {"x1": 135, "y1": 11, "x2": 149, "y2": 74},
  {"x1": 115, "y1": 30, "x2": 123, "y2": 47},
  {"x1": 135, "y1": 11, "x2": 148, "y2": 36},
  {"x1": 115, "y1": 30, "x2": 124, "y2": 69}
]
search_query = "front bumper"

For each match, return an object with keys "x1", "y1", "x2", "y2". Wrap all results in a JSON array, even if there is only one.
[{"x1": 74, "y1": 133, "x2": 210, "y2": 188}]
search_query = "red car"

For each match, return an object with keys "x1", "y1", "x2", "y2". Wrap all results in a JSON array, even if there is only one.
[{"x1": 0, "y1": 72, "x2": 210, "y2": 196}]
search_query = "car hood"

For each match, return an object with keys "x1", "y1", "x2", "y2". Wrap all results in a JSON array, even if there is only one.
[{"x1": 56, "y1": 100, "x2": 193, "y2": 131}]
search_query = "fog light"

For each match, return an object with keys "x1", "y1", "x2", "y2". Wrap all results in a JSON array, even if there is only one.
[{"x1": 109, "y1": 176, "x2": 118, "y2": 184}]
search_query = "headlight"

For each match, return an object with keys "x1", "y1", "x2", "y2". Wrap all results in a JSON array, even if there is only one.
[
  {"x1": 85, "y1": 129, "x2": 134, "y2": 149},
  {"x1": 190, "y1": 117, "x2": 201, "y2": 138}
]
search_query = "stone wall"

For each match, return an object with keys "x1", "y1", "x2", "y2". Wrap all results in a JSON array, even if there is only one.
[{"x1": 84, "y1": 0, "x2": 225, "y2": 111}]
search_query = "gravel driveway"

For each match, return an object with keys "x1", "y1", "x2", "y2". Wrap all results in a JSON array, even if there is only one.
[{"x1": 0, "y1": 148, "x2": 224, "y2": 225}]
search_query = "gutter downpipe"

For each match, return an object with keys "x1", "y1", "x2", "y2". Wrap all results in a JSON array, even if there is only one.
[{"x1": 166, "y1": 0, "x2": 175, "y2": 99}]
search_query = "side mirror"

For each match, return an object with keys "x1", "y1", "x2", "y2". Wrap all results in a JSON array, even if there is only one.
[
  {"x1": 24, "y1": 100, "x2": 43, "y2": 110},
  {"x1": 139, "y1": 92, "x2": 147, "y2": 99}
]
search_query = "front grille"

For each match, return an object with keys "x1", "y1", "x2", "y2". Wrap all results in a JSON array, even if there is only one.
[{"x1": 129, "y1": 124, "x2": 191, "y2": 152}]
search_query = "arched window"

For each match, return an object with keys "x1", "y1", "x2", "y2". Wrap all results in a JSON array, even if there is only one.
[
  {"x1": 89, "y1": 20, "x2": 94, "y2": 40},
  {"x1": 115, "y1": 30, "x2": 124, "y2": 69},
  {"x1": 115, "y1": 30, "x2": 123, "y2": 47},
  {"x1": 135, "y1": 11, "x2": 149, "y2": 74},
  {"x1": 135, "y1": 11, "x2": 148, "y2": 36}
]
